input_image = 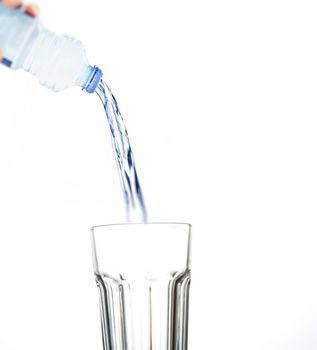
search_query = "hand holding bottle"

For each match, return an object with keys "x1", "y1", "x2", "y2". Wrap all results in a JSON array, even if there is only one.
[
  {"x1": 0, "y1": 1, "x2": 102, "y2": 92},
  {"x1": 0, "y1": 0, "x2": 39, "y2": 60}
]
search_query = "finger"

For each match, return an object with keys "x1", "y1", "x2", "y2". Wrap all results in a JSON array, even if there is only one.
[
  {"x1": 25, "y1": 4, "x2": 39, "y2": 16},
  {"x1": 3, "y1": 0, "x2": 23, "y2": 8},
  {"x1": 0, "y1": 49, "x2": 3, "y2": 61}
]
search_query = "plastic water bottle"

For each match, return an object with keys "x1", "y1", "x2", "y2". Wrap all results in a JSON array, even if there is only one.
[{"x1": 0, "y1": 3, "x2": 102, "y2": 93}]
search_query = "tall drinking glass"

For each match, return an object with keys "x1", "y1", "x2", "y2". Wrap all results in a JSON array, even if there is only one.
[{"x1": 91, "y1": 223, "x2": 192, "y2": 350}]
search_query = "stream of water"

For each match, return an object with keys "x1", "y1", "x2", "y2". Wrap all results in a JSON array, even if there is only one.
[{"x1": 96, "y1": 80, "x2": 147, "y2": 223}]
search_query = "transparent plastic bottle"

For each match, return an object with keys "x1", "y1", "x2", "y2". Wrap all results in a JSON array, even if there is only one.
[{"x1": 0, "y1": 3, "x2": 102, "y2": 93}]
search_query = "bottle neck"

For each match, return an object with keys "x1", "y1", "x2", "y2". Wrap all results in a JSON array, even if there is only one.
[{"x1": 78, "y1": 65, "x2": 103, "y2": 93}]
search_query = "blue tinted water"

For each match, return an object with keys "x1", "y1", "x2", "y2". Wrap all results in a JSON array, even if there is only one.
[{"x1": 96, "y1": 80, "x2": 147, "y2": 223}]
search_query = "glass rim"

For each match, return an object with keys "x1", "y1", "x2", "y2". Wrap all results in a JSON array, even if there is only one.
[{"x1": 91, "y1": 222, "x2": 192, "y2": 231}]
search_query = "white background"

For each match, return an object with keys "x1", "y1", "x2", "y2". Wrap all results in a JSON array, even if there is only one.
[{"x1": 0, "y1": 0, "x2": 317, "y2": 349}]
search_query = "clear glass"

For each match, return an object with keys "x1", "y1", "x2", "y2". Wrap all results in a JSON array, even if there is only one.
[{"x1": 91, "y1": 223, "x2": 192, "y2": 350}]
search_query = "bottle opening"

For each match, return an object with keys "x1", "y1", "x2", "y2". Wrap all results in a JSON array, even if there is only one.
[{"x1": 84, "y1": 66, "x2": 103, "y2": 93}]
